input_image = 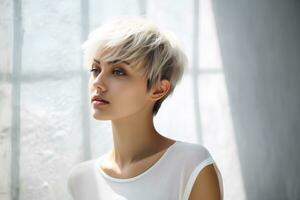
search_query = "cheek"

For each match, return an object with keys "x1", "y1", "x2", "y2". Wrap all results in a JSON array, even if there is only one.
[
  {"x1": 129, "y1": 83, "x2": 149, "y2": 105},
  {"x1": 115, "y1": 81, "x2": 148, "y2": 103}
]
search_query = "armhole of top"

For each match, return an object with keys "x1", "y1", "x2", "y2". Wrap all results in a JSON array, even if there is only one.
[
  {"x1": 67, "y1": 172, "x2": 74, "y2": 199},
  {"x1": 182, "y1": 157, "x2": 215, "y2": 200},
  {"x1": 214, "y1": 162, "x2": 224, "y2": 200}
]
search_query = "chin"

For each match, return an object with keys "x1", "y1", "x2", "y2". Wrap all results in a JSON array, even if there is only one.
[{"x1": 92, "y1": 112, "x2": 111, "y2": 121}]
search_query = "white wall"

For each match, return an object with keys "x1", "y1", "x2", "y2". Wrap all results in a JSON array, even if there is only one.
[{"x1": 1, "y1": 0, "x2": 299, "y2": 200}]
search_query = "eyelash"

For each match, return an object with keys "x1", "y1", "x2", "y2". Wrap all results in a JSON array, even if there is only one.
[{"x1": 89, "y1": 68, "x2": 126, "y2": 76}]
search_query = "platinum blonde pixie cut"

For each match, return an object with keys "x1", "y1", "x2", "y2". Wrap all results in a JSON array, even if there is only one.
[{"x1": 82, "y1": 16, "x2": 188, "y2": 116}]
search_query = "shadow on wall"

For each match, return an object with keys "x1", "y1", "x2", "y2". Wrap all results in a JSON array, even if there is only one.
[{"x1": 211, "y1": 0, "x2": 300, "y2": 199}]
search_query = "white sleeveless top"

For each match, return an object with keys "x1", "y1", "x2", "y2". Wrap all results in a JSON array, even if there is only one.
[{"x1": 67, "y1": 140, "x2": 223, "y2": 200}]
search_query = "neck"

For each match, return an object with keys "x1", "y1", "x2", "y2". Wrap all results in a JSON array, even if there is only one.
[{"x1": 109, "y1": 108, "x2": 164, "y2": 168}]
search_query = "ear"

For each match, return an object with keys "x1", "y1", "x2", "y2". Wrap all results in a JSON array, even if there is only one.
[{"x1": 150, "y1": 79, "x2": 171, "y2": 102}]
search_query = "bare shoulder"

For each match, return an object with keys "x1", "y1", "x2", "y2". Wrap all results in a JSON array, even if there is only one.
[{"x1": 188, "y1": 164, "x2": 222, "y2": 200}]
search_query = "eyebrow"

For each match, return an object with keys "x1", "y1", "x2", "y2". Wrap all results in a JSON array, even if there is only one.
[{"x1": 93, "y1": 59, "x2": 130, "y2": 66}]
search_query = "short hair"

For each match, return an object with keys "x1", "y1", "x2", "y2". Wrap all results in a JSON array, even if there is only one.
[{"x1": 82, "y1": 16, "x2": 188, "y2": 116}]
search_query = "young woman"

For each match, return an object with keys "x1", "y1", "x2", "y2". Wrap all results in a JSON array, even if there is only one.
[{"x1": 67, "y1": 16, "x2": 223, "y2": 200}]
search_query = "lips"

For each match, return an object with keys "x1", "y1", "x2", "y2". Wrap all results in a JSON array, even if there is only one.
[{"x1": 91, "y1": 96, "x2": 110, "y2": 104}]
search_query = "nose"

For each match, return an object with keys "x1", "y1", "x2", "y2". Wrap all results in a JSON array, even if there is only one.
[{"x1": 90, "y1": 72, "x2": 108, "y2": 92}]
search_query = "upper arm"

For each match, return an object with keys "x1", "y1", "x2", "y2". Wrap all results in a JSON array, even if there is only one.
[{"x1": 188, "y1": 164, "x2": 222, "y2": 200}]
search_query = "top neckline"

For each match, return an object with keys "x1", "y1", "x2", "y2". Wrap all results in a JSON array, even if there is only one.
[{"x1": 95, "y1": 140, "x2": 180, "y2": 183}]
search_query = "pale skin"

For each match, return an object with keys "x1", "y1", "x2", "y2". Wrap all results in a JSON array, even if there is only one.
[{"x1": 89, "y1": 54, "x2": 221, "y2": 199}]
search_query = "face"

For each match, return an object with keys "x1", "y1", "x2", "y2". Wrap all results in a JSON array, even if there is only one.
[{"x1": 89, "y1": 57, "x2": 153, "y2": 121}]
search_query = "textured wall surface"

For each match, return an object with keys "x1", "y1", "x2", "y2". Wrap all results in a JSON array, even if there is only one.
[
  {"x1": 1, "y1": 0, "x2": 299, "y2": 200},
  {"x1": 0, "y1": 0, "x2": 13, "y2": 199}
]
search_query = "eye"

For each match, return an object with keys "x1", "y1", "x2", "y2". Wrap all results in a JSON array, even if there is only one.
[
  {"x1": 89, "y1": 68, "x2": 100, "y2": 76},
  {"x1": 89, "y1": 67, "x2": 126, "y2": 77},
  {"x1": 113, "y1": 68, "x2": 126, "y2": 76}
]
